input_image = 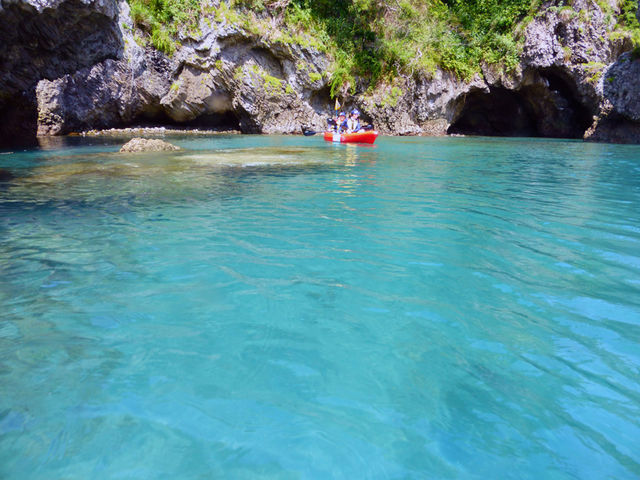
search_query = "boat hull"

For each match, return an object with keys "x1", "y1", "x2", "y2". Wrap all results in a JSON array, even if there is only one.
[{"x1": 323, "y1": 131, "x2": 378, "y2": 144}]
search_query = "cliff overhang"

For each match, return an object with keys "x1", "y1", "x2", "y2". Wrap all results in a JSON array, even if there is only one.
[{"x1": 0, "y1": 0, "x2": 122, "y2": 146}]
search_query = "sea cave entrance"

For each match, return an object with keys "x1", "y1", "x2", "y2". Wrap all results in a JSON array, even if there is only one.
[
  {"x1": 448, "y1": 87, "x2": 538, "y2": 137},
  {"x1": 134, "y1": 110, "x2": 242, "y2": 132},
  {"x1": 448, "y1": 69, "x2": 593, "y2": 139}
]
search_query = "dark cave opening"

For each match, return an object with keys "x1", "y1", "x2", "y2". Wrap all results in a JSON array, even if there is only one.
[
  {"x1": 448, "y1": 70, "x2": 594, "y2": 139},
  {"x1": 0, "y1": 90, "x2": 38, "y2": 148},
  {"x1": 176, "y1": 111, "x2": 241, "y2": 130},
  {"x1": 537, "y1": 68, "x2": 593, "y2": 137},
  {"x1": 134, "y1": 110, "x2": 242, "y2": 132},
  {"x1": 447, "y1": 87, "x2": 539, "y2": 137}
]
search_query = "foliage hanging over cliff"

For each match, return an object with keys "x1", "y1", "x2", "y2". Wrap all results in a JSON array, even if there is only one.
[
  {"x1": 230, "y1": 0, "x2": 542, "y2": 93},
  {"x1": 129, "y1": 0, "x2": 200, "y2": 54},
  {"x1": 127, "y1": 0, "x2": 640, "y2": 93}
]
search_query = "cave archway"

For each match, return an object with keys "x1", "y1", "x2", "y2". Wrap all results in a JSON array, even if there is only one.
[
  {"x1": 522, "y1": 68, "x2": 593, "y2": 138},
  {"x1": 448, "y1": 87, "x2": 538, "y2": 137},
  {"x1": 134, "y1": 110, "x2": 242, "y2": 132},
  {"x1": 176, "y1": 111, "x2": 241, "y2": 131},
  {"x1": 448, "y1": 69, "x2": 594, "y2": 139}
]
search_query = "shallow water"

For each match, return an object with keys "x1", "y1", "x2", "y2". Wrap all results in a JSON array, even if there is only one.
[{"x1": 1, "y1": 135, "x2": 639, "y2": 479}]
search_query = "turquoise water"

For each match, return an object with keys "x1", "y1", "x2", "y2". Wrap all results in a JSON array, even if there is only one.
[{"x1": 1, "y1": 135, "x2": 639, "y2": 479}]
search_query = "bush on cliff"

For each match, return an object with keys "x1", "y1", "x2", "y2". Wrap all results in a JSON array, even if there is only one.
[
  {"x1": 127, "y1": 0, "x2": 640, "y2": 93},
  {"x1": 271, "y1": 0, "x2": 541, "y2": 92},
  {"x1": 129, "y1": 0, "x2": 200, "y2": 54}
]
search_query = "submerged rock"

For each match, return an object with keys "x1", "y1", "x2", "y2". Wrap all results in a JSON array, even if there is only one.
[{"x1": 120, "y1": 138, "x2": 181, "y2": 152}]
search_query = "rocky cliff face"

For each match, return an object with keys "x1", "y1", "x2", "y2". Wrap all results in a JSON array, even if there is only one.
[
  {"x1": 34, "y1": 1, "x2": 331, "y2": 138},
  {"x1": 0, "y1": 0, "x2": 122, "y2": 145},
  {"x1": 585, "y1": 51, "x2": 640, "y2": 142},
  {"x1": 361, "y1": 0, "x2": 638, "y2": 141},
  {"x1": 1, "y1": 0, "x2": 640, "y2": 146}
]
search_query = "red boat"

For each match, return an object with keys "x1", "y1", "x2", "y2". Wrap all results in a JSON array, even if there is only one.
[{"x1": 323, "y1": 130, "x2": 379, "y2": 144}]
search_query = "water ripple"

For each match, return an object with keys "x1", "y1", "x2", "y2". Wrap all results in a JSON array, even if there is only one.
[{"x1": 1, "y1": 135, "x2": 639, "y2": 478}]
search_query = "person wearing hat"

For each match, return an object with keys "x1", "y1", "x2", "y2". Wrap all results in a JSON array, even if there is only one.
[
  {"x1": 347, "y1": 109, "x2": 362, "y2": 133},
  {"x1": 329, "y1": 111, "x2": 348, "y2": 133}
]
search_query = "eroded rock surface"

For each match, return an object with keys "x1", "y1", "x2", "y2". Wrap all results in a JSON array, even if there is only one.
[
  {"x1": 444, "y1": 0, "x2": 620, "y2": 139},
  {"x1": 35, "y1": 7, "x2": 331, "y2": 136},
  {"x1": 361, "y1": 0, "x2": 639, "y2": 140},
  {"x1": 585, "y1": 52, "x2": 640, "y2": 143},
  {"x1": 0, "y1": 0, "x2": 122, "y2": 146},
  {"x1": 36, "y1": 51, "x2": 172, "y2": 135}
]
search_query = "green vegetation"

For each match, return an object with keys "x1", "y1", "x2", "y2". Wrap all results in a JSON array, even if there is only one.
[
  {"x1": 618, "y1": 0, "x2": 640, "y2": 55},
  {"x1": 233, "y1": 65, "x2": 244, "y2": 81},
  {"x1": 234, "y1": 63, "x2": 295, "y2": 96},
  {"x1": 128, "y1": 0, "x2": 200, "y2": 53},
  {"x1": 308, "y1": 71, "x2": 323, "y2": 83},
  {"x1": 277, "y1": 0, "x2": 640, "y2": 92},
  {"x1": 127, "y1": 0, "x2": 640, "y2": 94},
  {"x1": 260, "y1": 70, "x2": 283, "y2": 92},
  {"x1": 583, "y1": 61, "x2": 606, "y2": 85},
  {"x1": 275, "y1": 0, "x2": 545, "y2": 93},
  {"x1": 379, "y1": 86, "x2": 403, "y2": 108}
]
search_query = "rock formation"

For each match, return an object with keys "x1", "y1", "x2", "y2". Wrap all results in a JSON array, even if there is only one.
[
  {"x1": 0, "y1": 0, "x2": 122, "y2": 145},
  {"x1": 119, "y1": 137, "x2": 181, "y2": 152},
  {"x1": 585, "y1": 52, "x2": 640, "y2": 142},
  {"x1": 33, "y1": 2, "x2": 330, "y2": 137},
  {"x1": 361, "y1": 0, "x2": 636, "y2": 140}
]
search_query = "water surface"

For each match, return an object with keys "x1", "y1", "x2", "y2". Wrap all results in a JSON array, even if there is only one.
[{"x1": 1, "y1": 135, "x2": 639, "y2": 478}]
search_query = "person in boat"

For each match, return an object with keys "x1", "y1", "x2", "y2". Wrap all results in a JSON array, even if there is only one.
[
  {"x1": 328, "y1": 112, "x2": 348, "y2": 133},
  {"x1": 347, "y1": 109, "x2": 362, "y2": 133}
]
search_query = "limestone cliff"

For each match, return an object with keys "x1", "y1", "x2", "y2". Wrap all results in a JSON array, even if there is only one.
[
  {"x1": 33, "y1": 0, "x2": 332, "y2": 138},
  {"x1": 361, "y1": 0, "x2": 638, "y2": 141},
  {"x1": 1, "y1": 0, "x2": 640, "y2": 146},
  {"x1": 0, "y1": 0, "x2": 122, "y2": 145},
  {"x1": 585, "y1": 51, "x2": 640, "y2": 141}
]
